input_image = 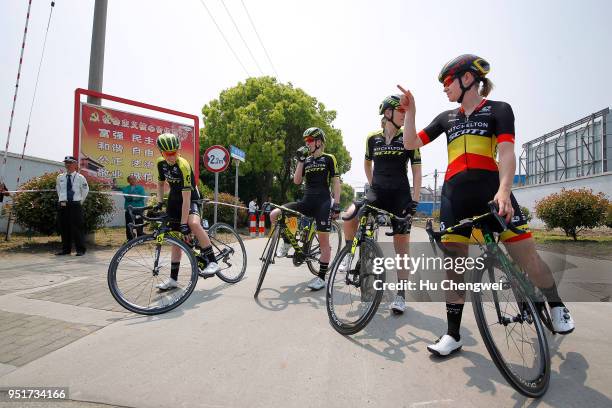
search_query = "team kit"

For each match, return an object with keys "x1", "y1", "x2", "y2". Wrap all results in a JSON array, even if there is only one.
[{"x1": 151, "y1": 54, "x2": 575, "y2": 359}]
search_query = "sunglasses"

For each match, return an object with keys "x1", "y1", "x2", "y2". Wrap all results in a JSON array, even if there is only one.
[
  {"x1": 304, "y1": 137, "x2": 315, "y2": 143},
  {"x1": 443, "y1": 75, "x2": 456, "y2": 88},
  {"x1": 162, "y1": 150, "x2": 178, "y2": 157}
]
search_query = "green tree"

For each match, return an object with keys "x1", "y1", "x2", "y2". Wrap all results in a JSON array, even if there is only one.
[
  {"x1": 535, "y1": 188, "x2": 608, "y2": 240},
  {"x1": 519, "y1": 205, "x2": 533, "y2": 223},
  {"x1": 340, "y1": 183, "x2": 355, "y2": 209},
  {"x1": 11, "y1": 172, "x2": 114, "y2": 235},
  {"x1": 201, "y1": 76, "x2": 351, "y2": 203}
]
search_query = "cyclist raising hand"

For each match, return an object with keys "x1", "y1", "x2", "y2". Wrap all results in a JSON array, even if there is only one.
[
  {"x1": 399, "y1": 54, "x2": 575, "y2": 356},
  {"x1": 270, "y1": 127, "x2": 341, "y2": 291}
]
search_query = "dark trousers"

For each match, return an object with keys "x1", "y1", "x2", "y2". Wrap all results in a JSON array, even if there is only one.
[
  {"x1": 58, "y1": 202, "x2": 85, "y2": 253},
  {"x1": 125, "y1": 210, "x2": 144, "y2": 240}
]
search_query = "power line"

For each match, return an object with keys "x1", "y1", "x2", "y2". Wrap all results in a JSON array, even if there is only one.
[
  {"x1": 196, "y1": 0, "x2": 250, "y2": 77},
  {"x1": 1, "y1": 0, "x2": 34, "y2": 185},
  {"x1": 239, "y1": 0, "x2": 279, "y2": 79},
  {"x1": 219, "y1": 0, "x2": 264, "y2": 76}
]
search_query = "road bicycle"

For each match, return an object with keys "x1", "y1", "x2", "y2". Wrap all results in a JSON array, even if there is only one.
[
  {"x1": 254, "y1": 202, "x2": 342, "y2": 298},
  {"x1": 108, "y1": 199, "x2": 246, "y2": 315},
  {"x1": 325, "y1": 201, "x2": 411, "y2": 335},
  {"x1": 425, "y1": 201, "x2": 554, "y2": 398}
]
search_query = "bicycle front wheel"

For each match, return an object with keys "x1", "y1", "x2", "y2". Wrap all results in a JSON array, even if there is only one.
[
  {"x1": 208, "y1": 222, "x2": 247, "y2": 284},
  {"x1": 108, "y1": 234, "x2": 198, "y2": 315},
  {"x1": 306, "y1": 219, "x2": 343, "y2": 276},
  {"x1": 472, "y1": 265, "x2": 551, "y2": 398},
  {"x1": 254, "y1": 223, "x2": 280, "y2": 298},
  {"x1": 326, "y1": 238, "x2": 385, "y2": 335}
]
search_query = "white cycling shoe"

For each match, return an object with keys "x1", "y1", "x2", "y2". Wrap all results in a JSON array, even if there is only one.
[
  {"x1": 390, "y1": 295, "x2": 406, "y2": 315},
  {"x1": 201, "y1": 262, "x2": 220, "y2": 276},
  {"x1": 276, "y1": 242, "x2": 291, "y2": 258},
  {"x1": 307, "y1": 277, "x2": 326, "y2": 291},
  {"x1": 427, "y1": 334, "x2": 463, "y2": 356},
  {"x1": 155, "y1": 277, "x2": 178, "y2": 290},
  {"x1": 551, "y1": 306, "x2": 575, "y2": 334},
  {"x1": 338, "y1": 256, "x2": 352, "y2": 272}
]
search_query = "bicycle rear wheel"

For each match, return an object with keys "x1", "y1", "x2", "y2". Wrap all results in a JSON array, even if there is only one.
[
  {"x1": 326, "y1": 238, "x2": 385, "y2": 335},
  {"x1": 208, "y1": 222, "x2": 247, "y2": 283},
  {"x1": 108, "y1": 235, "x2": 198, "y2": 315},
  {"x1": 306, "y1": 220, "x2": 343, "y2": 276},
  {"x1": 472, "y1": 265, "x2": 551, "y2": 397},
  {"x1": 254, "y1": 224, "x2": 280, "y2": 298}
]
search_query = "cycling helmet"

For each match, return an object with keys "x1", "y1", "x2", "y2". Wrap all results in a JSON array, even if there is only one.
[
  {"x1": 156, "y1": 133, "x2": 180, "y2": 152},
  {"x1": 378, "y1": 94, "x2": 402, "y2": 115},
  {"x1": 303, "y1": 127, "x2": 326, "y2": 143},
  {"x1": 438, "y1": 54, "x2": 490, "y2": 83}
]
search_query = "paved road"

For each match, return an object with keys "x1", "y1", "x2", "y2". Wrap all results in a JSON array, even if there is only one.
[{"x1": 0, "y1": 227, "x2": 611, "y2": 408}]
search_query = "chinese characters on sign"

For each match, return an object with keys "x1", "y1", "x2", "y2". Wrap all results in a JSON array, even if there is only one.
[{"x1": 79, "y1": 104, "x2": 196, "y2": 192}]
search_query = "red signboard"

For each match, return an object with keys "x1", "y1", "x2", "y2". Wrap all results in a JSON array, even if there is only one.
[{"x1": 74, "y1": 89, "x2": 199, "y2": 192}]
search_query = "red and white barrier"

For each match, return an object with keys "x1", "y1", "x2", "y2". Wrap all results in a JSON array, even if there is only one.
[
  {"x1": 259, "y1": 214, "x2": 266, "y2": 237},
  {"x1": 249, "y1": 214, "x2": 257, "y2": 237}
]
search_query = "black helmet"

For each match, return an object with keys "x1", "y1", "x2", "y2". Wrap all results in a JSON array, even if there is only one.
[
  {"x1": 303, "y1": 127, "x2": 326, "y2": 143},
  {"x1": 156, "y1": 133, "x2": 180, "y2": 152},
  {"x1": 438, "y1": 54, "x2": 490, "y2": 83},
  {"x1": 378, "y1": 94, "x2": 402, "y2": 115}
]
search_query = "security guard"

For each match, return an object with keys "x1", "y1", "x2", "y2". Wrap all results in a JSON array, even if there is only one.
[{"x1": 55, "y1": 156, "x2": 89, "y2": 256}]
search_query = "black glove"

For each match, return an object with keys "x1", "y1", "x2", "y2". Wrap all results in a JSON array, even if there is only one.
[
  {"x1": 295, "y1": 146, "x2": 309, "y2": 162},
  {"x1": 179, "y1": 223, "x2": 191, "y2": 236},
  {"x1": 153, "y1": 202, "x2": 163, "y2": 212},
  {"x1": 409, "y1": 201, "x2": 419, "y2": 215},
  {"x1": 332, "y1": 203, "x2": 341, "y2": 215}
]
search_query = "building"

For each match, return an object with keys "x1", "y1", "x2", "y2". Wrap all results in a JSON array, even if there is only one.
[{"x1": 514, "y1": 108, "x2": 612, "y2": 226}]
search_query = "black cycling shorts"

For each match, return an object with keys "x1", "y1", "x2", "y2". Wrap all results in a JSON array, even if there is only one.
[
  {"x1": 167, "y1": 197, "x2": 201, "y2": 227},
  {"x1": 365, "y1": 187, "x2": 413, "y2": 234},
  {"x1": 440, "y1": 170, "x2": 531, "y2": 243},
  {"x1": 283, "y1": 195, "x2": 332, "y2": 233}
]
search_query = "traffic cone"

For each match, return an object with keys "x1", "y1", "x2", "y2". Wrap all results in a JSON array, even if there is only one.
[
  {"x1": 259, "y1": 214, "x2": 266, "y2": 237},
  {"x1": 249, "y1": 214, "x2": 257, "y2": 237}
]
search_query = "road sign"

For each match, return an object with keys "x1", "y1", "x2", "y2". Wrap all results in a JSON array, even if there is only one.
[
  {"x1": 229, "y1": 145, "x2": 245, "y2": 162},
  {"x1": 204, "y1": 145, "x2": 230, "y2": 173}
]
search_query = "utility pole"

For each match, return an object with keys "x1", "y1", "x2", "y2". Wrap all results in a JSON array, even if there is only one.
[
  {"x1": 433, "y1": 169, "x2": 438, "y2": 218},
  {"x1": 87, "y1": 0, "x2": 108, "y2": 105}
]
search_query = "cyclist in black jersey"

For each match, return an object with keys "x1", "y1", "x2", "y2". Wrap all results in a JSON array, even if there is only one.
[
  {"x1": 270, "y1": 127, "x2": 341, "y2": 291},
  {"x1": 398, "y1": 54, "x2": 574, "y2": 356},
  {"x1": 341, "y1": 95, "x2": 422, "y2": 314},
  {"x1": 153, "y1": 133, "x2": 219, "y2": 290}
]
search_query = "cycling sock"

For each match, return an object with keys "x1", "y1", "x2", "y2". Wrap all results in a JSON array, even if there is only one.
[
  {"x1": 201, "y1": 245, "x2": 215, "y2": 264},
  {"x1": 345, "y1": 239, "x2": 352, "y2": 248},
  {"x1": 540, "y1": 284, "x2": 565, "y2": 309},
  {"x1": 446, "y1": 303, "x2": 464, "y2": 342},
  {"x1": 318, "y1": 262, "x2": 328, "y2": 280},
  {"x1": 397, "y1": 288, "x2": 406, "y2": 298},
  {"x1": 170, "y1": 262, "x2": 180, "y2": 281}
]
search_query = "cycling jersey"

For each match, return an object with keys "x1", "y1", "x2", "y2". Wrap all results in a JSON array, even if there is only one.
[
  {"x1": 417, "y1": 99, "x2": 514, "y2": 181},
  {"x1": 157, "y1": 156, "x2": 201, "y2": 201},
  {"x1": 365, "y1": 128, "x2": 422, "y2": 190},
  {"x1": 302, "y1": 153, "x2": 338, "y2": 196}
]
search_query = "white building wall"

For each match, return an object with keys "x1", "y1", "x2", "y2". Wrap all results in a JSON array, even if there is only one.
[{"x1": 513, "y1": 172, "x2": 612, "y2": 227}]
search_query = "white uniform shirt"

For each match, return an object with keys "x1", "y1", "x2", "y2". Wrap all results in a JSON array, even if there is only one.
[{"x1": 56, "y1": 171, "x2": 89, "y2": 202}]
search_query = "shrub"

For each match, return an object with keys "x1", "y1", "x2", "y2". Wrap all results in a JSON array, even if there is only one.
[
  {"x1": 11, "y1": 172, "x2": 114, "y2": 235},
  {"x1": 606, "y1": 203, "x2": 612, "y2": 229},
  {"x1": 535, "y1": 188, "x2": 608, "y2": 240},
  {"x1": 200, "y1": 190, "x2": 247, "y2": 227},
  {"x1": 520, "y1": 206, "x2": 533, "y2": 223},
  {"x1": 431, "y1": 209, "x2": 440, "y2": 222}
]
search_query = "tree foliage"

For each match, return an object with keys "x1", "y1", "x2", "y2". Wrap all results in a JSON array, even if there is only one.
[
  {"x1": 535, "y1": 188, "x2": 608, "y2": 240},
  {"x1": 201, "y1": 76, "x2": 351, "y2": 203},
  {"x1": 11, "y1": 172, "x2": 114, "y2": 235},
  {"x1": 340, "y1": 183, "x2": 355, "y2": 209}
]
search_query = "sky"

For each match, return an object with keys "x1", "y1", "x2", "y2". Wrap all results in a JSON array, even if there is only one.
[{"x1": 1, "y1": 0, "x2": 611, "y2": 191}]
